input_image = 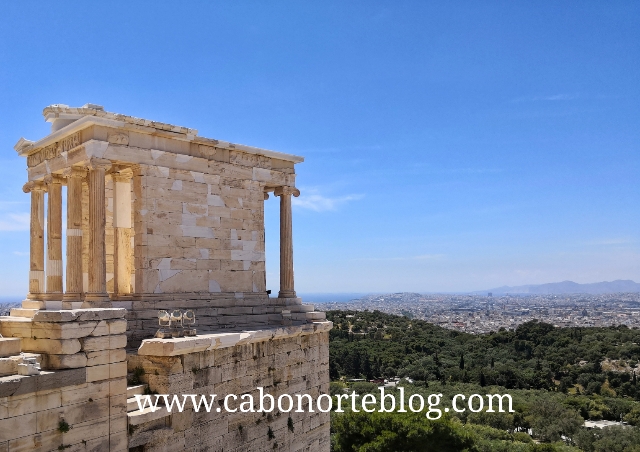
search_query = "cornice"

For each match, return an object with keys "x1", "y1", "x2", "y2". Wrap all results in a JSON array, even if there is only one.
[{"x1": 16, "y1": 109, "x2": 304, "y2": 164}]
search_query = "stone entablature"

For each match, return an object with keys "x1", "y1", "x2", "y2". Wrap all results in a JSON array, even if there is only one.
[{"x1": 16, "y1": 104, "x2": 302, "y2": 169}]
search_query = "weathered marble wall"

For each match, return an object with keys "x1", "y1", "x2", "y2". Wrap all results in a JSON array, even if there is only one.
[{"x1": 132, "y1": 163, "x2": 269, "y2": 296}]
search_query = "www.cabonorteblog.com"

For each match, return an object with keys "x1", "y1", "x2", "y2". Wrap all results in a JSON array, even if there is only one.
[{"x1": 135, "y1": 387, "x2": 515, "y2": 420}]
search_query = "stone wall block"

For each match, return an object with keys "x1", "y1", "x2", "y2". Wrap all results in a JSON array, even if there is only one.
[
  {"x1": 147, "y1": 373, "x2": 194, "y2": 394},
  {"x1": 21, "y1": 338, "x2": 81, "y2": 355},
  {"x1": 80, "y1": 334, "x2": 127, "y2": 352},
  {"x1": 0, "y1": 412, "x2": 37, "y2": 442},
  {"x1": 58, "y1": 415, "x2": 110, "y2": 447},
  {"x1": 30, "y1": 321, "x2": 98, "y2": 340},
  {"x1": 61, "y1": 381, "x2": 110, "y2": 405},
  {"x1": 0, "y1": 390, "x2": 61, "y2": 419},
  {"x1": 46, "y1": 353, "x2": 87, "y2": 369},
  {"x1": 86, "y1": 349, "x2": 126, "y2": 367},
  {"x1": 86, "y1": 361, "x2": 126, "y2": 382},
  {"x1": 128, "y1": 354, "x2": 184, "y2": 375},
  {"x1": 35, "y1": 397, "x2": 109, "y2": 433}
]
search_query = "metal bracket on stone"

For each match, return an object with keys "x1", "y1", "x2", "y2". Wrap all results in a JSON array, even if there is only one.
[{"x1": 155, "y1": 309, "x2": 197, "y2": 338}]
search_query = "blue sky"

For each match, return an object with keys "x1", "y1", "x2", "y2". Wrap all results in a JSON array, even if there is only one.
[{"x1": 0, "y1": 1, "x2": 638, "y2": 296}]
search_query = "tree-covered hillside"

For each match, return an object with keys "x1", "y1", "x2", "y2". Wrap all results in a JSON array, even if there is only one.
[
  {"x1": 327, "y1": 310, "x2": 640, "y2": 451},
  {"x1": 328, "y1": 310, "x2": 640, "y2": 399}
]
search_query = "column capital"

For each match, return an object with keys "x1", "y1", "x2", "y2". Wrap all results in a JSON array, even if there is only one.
[
  {"x1": 111, "y1": 167, "x2": 134, "y2": 182},
  {"x1": 274, "y1": 186, "x2": 300, "y2": 197},
  {"x1": 62, "y1": 166, "x2": 87, "y2": 179},
  {"x1": 43, "y1": 174, "x2": 65, "y2": 186},
  {"x1": 23, "y1": 181, "x2": 46, "y2": 193},
  {"x1": 84, "y1": 158, "x2": 112, "y2": 172}
]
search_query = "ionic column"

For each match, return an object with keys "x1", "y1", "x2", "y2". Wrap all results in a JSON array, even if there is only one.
[
  {"x1": 83, "y1": 158, "x2": 112, "y2": 305},
  {"x1": 112, "y1": 168, "x2": 133, "y2": 295},
  {"x1": 63, "y1": 167, "x2": 86, "y2": 303},
  {"x1": 44, "y1": 175, "x2": 64, "y2": 299},
  {"x1": 274, "y1": 186, "x2": 300, "y2": 298},
  {"x1": 23, "y1": 182, "x2": 46, "y2": 299}
]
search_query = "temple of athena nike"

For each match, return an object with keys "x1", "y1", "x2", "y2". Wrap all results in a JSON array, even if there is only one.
[{"x1": 0, "y1": 104, "x2": 331, "y2": 451}]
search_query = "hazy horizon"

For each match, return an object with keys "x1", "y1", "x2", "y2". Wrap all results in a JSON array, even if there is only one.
[{"x1": 0, "y1": 277, "x2": 637, "y2": 301}]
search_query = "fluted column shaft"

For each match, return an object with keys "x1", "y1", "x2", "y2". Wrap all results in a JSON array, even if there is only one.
[
  {"x1": 84, "y1": 159, "x2": 111, "y2": 305},
  {"x1": 112, "y1": 168, "x2": 133, "y2": 295},
  {"x1": 45, "y1": 175, "x2": 63, "y2": 298},
  {"x1": 24, "y1": 182, "x2": 46, "y2": 298},
  {"x1": 274, "y1": 186, "x2": 300, "y2": 298},
  {"x1": 63, "y1": 167, "x2": 86, "y2": 302}
]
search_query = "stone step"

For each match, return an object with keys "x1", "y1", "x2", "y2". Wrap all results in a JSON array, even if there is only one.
[
  {"x1": 10, "y1": 308, "x2": 39, "y2": 319},
  {"x1": 291, "y1": 311, "x2": 326, "y2": 321},
  {"x1": 127, "y1": 384, "x2": 146, "y2": 399},
  {"x1": 126, "y1": 394, "x2": 165, "y2": 412},
  {"x1": 290, "y1": 304, "x2": 315, "y2": 313},
  {"x1": 306, "y1": 311, "x2": 326, "y2": 321},
  {"x1": 21, "y1": 300, "x2": 45, "y2": 310},
  {"x1": 127, "y1": 405, "x2": 170, "y2": 426},
  {"x1": 127, "y1": 396, "x2": 142, "y2": 412}
]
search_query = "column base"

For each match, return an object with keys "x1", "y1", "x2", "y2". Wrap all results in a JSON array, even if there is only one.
[
  {"x1": 40, "y1": 293, "x2": 63, "y2": 301},
  {"x1": 26, "y1": 292, "x2": 44, "y2": 301},
  {"x1": 82, "y1": 293, "x2": 112, "y2": 308},
  {"x1": 62, "y1": 292, "x2": 83, "y2": 302},
  {"x1": 278, "y1": 290, "x2": 297, "y2": 298}
]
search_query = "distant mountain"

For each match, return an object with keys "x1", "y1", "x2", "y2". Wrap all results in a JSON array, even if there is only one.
[{"x1": 478, "y1": 280, "x2": 640, "y2": 295}]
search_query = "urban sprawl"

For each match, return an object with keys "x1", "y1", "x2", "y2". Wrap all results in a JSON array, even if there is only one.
[{"x1": 318, "y1": 292, "x2": 640, "y2": 333}]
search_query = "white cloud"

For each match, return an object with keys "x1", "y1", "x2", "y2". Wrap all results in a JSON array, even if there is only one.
[
  {"x1": 292, "y1": 193, "x2": 363, "y2": 212},
  {"x1": 12, "y1": 251, "x2": 28, "y2": 256},
  {"x1": 354, "y1": 254, "x2": 444, "y2": 261},
  {"x1": 540, "y1": 94, "x2": 577, "y2": 101},
  {"x1": 587, "y1": 238, "x2": 636, "y2": 246},
  {"x1": 0, "y1": 213, "x2": 30, "y2": 231},
  {"x1": 511, "y1": 94, "x2": 579, "y2": 103}
]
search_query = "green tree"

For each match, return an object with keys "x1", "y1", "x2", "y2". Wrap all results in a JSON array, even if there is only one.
[
  {"x1": 624, "y1": 405, "x2": 640, "y2": 426},
  {"x1": 332, "y1": 411, "x2": 476, "y2": 452},
  {"x1": 526, "y1": 398, "x2": 583, "y2": 443}
]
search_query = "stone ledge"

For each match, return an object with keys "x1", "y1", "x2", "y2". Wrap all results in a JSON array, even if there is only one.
[
  {"x1": 32, "y1": 308, "x2": 127, "y2": 323},
  {"x1": 138, "y1": 321, "x2": 332, "y2": 357},
  {"x1": 0, "y1": 367, "x2": 86, "y2": 397},
  {"x1": 127, "y1": 405, "x2": 171, "y2": 426}
]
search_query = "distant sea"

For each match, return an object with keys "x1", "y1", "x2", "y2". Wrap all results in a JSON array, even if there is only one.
[
  {"x1": 0, "y1": 295, "x2": 367, "y2": 305},
  {"x1": 0, "y1": 296, "x2": 22, "y2": 304},
  {"x1": 297, "y1": 293, "x2": 368, "y2": 304}
]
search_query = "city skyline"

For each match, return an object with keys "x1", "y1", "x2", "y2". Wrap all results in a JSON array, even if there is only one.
[{"x1": 0, "y1": 2, "x2": 638, "y2": 296}]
